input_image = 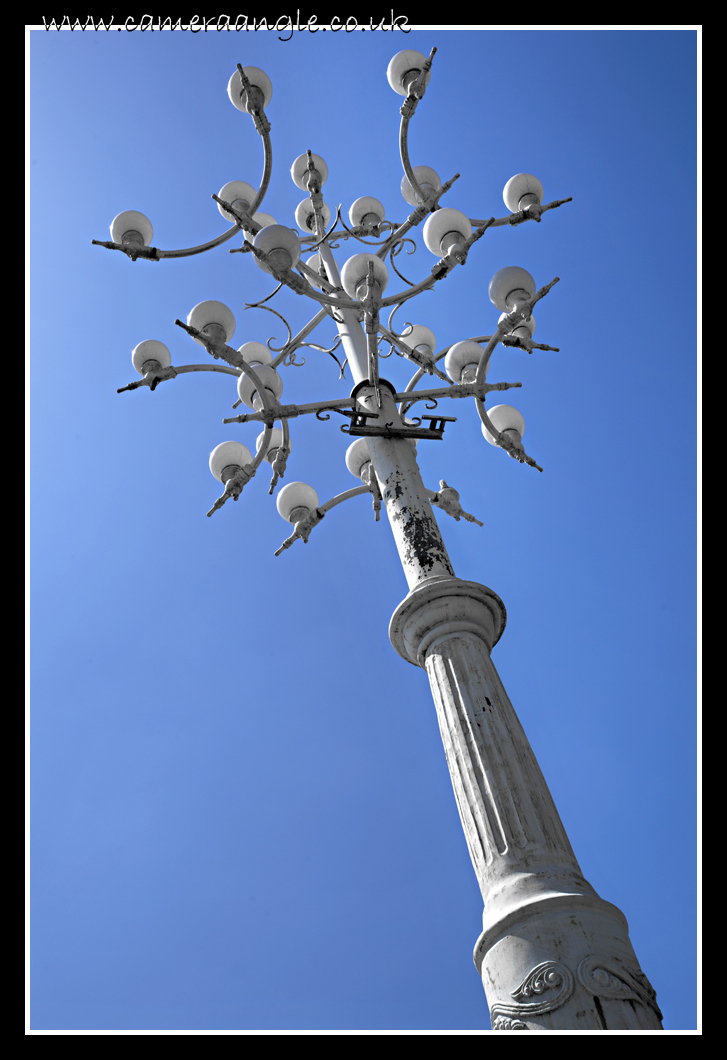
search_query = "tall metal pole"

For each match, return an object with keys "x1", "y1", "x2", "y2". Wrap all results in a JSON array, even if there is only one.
[{"x1": 321, "y1": 244, "x2": 663, "y2": 1032}]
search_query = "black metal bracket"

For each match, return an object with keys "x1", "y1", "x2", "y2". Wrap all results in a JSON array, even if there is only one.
[
  {"x1": 341, "y1": 377, "x2": 456, "y2": 439},
  {"x1": 341, "y1": 409, "x2": 456, "y2": 440}
]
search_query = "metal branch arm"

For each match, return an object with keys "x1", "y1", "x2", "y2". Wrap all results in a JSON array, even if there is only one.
[
  {"x1": 91, "y1": 239, "x2": 162, "y2": 262},
  {"x1": 377, "y1": 324, "x2": 450, "y2": 382},
  {"x1": 501, "y1": 335, "x2": 560, "y2": 354},
  {"x1": 223, "y1": 380, "x2": 522, "y2": 429},
  {"x1": 470, "y1": 196, "x2": 573, "y2": 229},
  {"x1": 224, "y1": 394, "x2": 361, "y2": 426},
  {"x1": 401, "y1": 380, "x2": 522, "y2": 405}
]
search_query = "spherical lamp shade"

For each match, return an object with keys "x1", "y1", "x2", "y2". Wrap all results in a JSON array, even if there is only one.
[
  {"x1": 386, "y1": 50, "x2": 431, "y2": 96},
  {"x1": 256, "y1": 427, "x2": 285, "y2": 464},
  {"x1": 187, "y1": 300, "x2": 236, "y2": 345},
  {"x1": 237, "y1": 364, "x2": 284, "y2": 409},
  {"x1": 132, "y1": 339, "x2": 172, "y2": 375},
  {"x1": 252, "y1": 225, "x2": 301, "y2": 273},
  {"x1": 304, "y1": 253, "x2": 327, "y2": 290},
  {"x1": 243, "y1": 213, "x2": 277, "y2": 238},
  {"x1": 400, "y1": 165, "x2": 441, "y2": 207},
  {"x1": 227, "y1": 67, "x2": 272, "y2": 112},
  {"x1": 256, "y1": 427, "x2": 284, "y2": 453},
  {"x1": 488, "y1": 266, "x2": 536, "y2": 312},
  {"x1": 216, "y1": 180, "x2": 257, "y2": 221},
  {"x1": 481, "y1": 404, "x2": 526, "y2": 445},
  {"x1": 423, "y1": 208, "x2": 471, "y2": 256},
  {"x1": 253, "y1": 212, "x2": 276, "y2": 228},
  {"x1": 110, "y1": 210, "x2": 153, "y2": 245},
  {"x1": 498, "y1": 311, "x2": 536, "y2": 337},
  {"x1": 290, "y1": 152, "x2": 329, "y2": 190},
  {"x1": 340, "y1": 253, "x2": 389, "y2": 299},
  {"x1": 238, "y1": 341, "x2": 273, "y2": 367},
  {"x1": 276, "y1": 481, "x2": 319, "y2": 522},
  {"x1": 209, "y1": 441, "x2": 253, "y2": 482},
  {"x1": 295, "y1": 198, "x2": 332, "y2": 233},
  {"x1": 503, "y1": 173, "x2": 544, "y2": 213},
  {"x1": 349, "y1": 196, "x2": 386, "y2": 228},
  {"x1": 345, "y1": 437, "x2": 372, "y2": 480},
  {"x1": 445, "y1": 340, "x2": 487, "y2": 383},
  {"x1": 400, "y1": 324, "x2": 436, "y2": 353}
]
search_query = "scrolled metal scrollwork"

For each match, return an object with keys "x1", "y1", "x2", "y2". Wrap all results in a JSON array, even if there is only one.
[
  {"x1": 302, "y1": 203, "x2": 344, "y2": 253},
  {"x1": 376, "y1": 334, "x2": 395, "y2": 359},
  {"x1": 388, "y1": 238, "x2": 418, "y2": 287},
  {"x1": 243, "y1": 301, "x2": 294, "y2": 354},
  {"x1": 335, "y1": 211, "x2": 395, "y2": 248}
]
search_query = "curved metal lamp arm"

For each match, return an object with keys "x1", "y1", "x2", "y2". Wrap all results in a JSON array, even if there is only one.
[
  {"x1": 473, "y1": 277, "x2": 560, "y2": 472},
  {"x1": 249, "y1": 128, "x2": 273, "y2": 218},
  {"x1": 398, "y1": 47, "x2": 437, "y2": 201},
  {"x1": 273, "y1": 484, "x2": 373, "y2": 556},
  {"x1": 93, "y1": 80, "x2": 274, "y2": 262},
  {"x1": 93, "y1": 226, "x2": 241, "y2": 261},
  {"x1": 380, "y1": 272, "x2": 439, "y2": 308},
  {"x1": 153, "y1": 124, "x2": 274, "y2": 258},
  {"x1": 319, "y1": 484, "x2": 372, "y2": 514},
  {"x1": 474, "y1": 277, "x2": 559, "y2": 387},
  {"x1": 116, "y1": 361, "x2": 243, "y2": 393},
  {"x1": 399, "y1": 112, "x2": 425, "y2": 206}
]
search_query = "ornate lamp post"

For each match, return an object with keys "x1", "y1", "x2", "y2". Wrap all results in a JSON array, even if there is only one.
[{"x1": 93, "y1": 49, "x2": 663, "y2": 1031}]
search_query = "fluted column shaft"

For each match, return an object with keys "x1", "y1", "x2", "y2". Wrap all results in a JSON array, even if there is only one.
[{"x1": 390, "y1": 577, "x2": 663, "y2": 1030}]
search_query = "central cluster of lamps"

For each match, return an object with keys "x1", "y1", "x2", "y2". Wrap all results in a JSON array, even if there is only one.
[{"x1": 104, "y1": 48, "x2": 565, "y2": 549}]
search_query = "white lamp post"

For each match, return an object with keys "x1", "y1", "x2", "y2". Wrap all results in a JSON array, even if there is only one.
[{"x1": 94, "y1": 50, "x2": 662, "y2": 1031}]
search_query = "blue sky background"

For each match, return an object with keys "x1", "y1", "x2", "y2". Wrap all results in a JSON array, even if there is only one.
[{"x1": 29, "y1": 26, "x2": 699, "y2": 1032}]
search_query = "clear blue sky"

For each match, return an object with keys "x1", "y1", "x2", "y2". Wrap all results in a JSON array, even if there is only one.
[{"x1": 29, "y1": 26, "x2": 699, "y2": 1032}]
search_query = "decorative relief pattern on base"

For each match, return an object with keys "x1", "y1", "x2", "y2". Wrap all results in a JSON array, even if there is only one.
[
  {"x1": 492, "y1": 1015, "x2": 528, "y2": 1030},
  {"x1": 489, "y1": 960, "x2": 574, "y2": 1027},
  {"x1": 576, "y1": 957, "x2": 663, "y2": 1021}
]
